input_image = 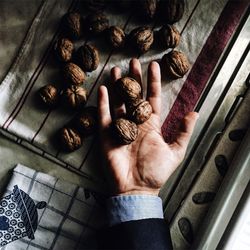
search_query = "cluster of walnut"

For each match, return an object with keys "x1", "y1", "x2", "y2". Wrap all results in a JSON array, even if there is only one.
[
  {"x1": 113, "y1": 77, "x2": 152, "y2": 145},
  {"x1": 37, "y1": 11, "x2": 103, "y2": 152},
  {"x1": 59, "y1": 106, "x2": 98, "y2": 151},
  {"x1": 81, "y1": 0, "x2": 190, "y2": 80},
  {"x1": 36, "y1": 0, "x2": 190, "y2": 152}
]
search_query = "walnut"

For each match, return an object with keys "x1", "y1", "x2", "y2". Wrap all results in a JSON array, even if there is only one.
[
  {"x1": 113, "y1": 118, "x2": 138, "y2": 145},
  {"x1": 75, "y1": 44, "x2": 99, "y2": 72},
  {"x1": 159, "y1": 25, "x2": 180, "y2": 49},
  {"x1": 159, "y1": 0, "x2": 185, "y2": 24},
  {"x1": 38, "y1": 84, "x2": 58, "y2": 107},
  {"x1": 115, "y1": 77, "x2": 141, "y2": 102},
  {"x1": 63, "y1": 62, "x2": 86, "y2": 85},
  {"x1": 54, "y1": 38, "x2": 74, "y2": 62},
  {"x1": 59, "y1": 127, "x2": 82, "y2": 152},
  {"x1": 129, "y1": 26, "x2": 154, "y2": 53},
  {"x1": 161, "y1": 50, "x2": 190, "y2": 79},
  {"x1": 62, "y1": 12, "x2": 81, "y2": 39},
  {"x1": 138, "y1": 0, "x2": 157, "y2": 19},
  {"x1": 63, "y1": 85, "x2": 87, "y2": 109},
  {"x1": 127, "y1": 99, "x2": 152, "y2": 124},
  {"x1": 73, "y1": 106, "x2": 98, "y2": 136},
  {"x1": 85, "y1": 0, "x2": 107, "y2": 11},
  {"x1": 86, "y1": 11, "x2": 109, "y2": 35},
  {"x1": 107, "y1": 26, "x2": 126, "y2": 49}
]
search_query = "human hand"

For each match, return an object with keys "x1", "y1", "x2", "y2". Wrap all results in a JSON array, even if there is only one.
[{"x1": 98, "y1": 58, "x2": 199, "y2": 196}]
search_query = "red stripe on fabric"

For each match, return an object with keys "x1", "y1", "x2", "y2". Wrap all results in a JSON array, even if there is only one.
[{"x1": 161, "y1": 0, "x2": 248, "y2": 143}]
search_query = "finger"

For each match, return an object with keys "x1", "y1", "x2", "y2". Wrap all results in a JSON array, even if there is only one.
[
  {"x1": 129, "y1": 58, "x2": 143, "y2": 97},
  {"x1": 173, "y1": 112, "x2": 199, "y2": 150},
  {"x1": 98, "y1": 85, "x2": 112, "y2": 131},
  {"x1": 110, "y1": 67, "x2": 126, "y2": 118},
  {"x1": 111, "y1": 66, "x2": 121, "y2": 83},
  {"x1": 147, "y1": 61, "x2": 161, "y2": 115}
]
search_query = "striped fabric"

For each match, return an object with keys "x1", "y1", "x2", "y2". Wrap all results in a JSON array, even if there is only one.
[{"x1": 0, "y1": 0, "x2": 248, "y2": 181}]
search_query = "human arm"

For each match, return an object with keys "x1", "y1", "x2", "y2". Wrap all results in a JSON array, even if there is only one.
[{"x1": 97, "y1": 58, "x2": 199, "y2": 249}]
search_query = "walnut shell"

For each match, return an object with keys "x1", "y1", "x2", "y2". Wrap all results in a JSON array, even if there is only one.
[
  {"x1": 127, "y1": 99, "x2": 152, "y2": 124},
  {"x1": 161, "y1": 50, "x2": 190, "y2": 79},
  {"x1": 75, "y1": 44, "x2": 99, "y2": 72},
  {"x1": 139, "y1": 0, "x2": 157, "y2": 19},
  {"x1": 129, "y1": 26, "x2": 154, "y2": 53},
  {"x1": 73, "y1": 106, "x2": 98, "y2": 136},
  {"x1": 159, "y1": 0, "x2": 185, "y2": 24},
  {"x1": 86, "y1": 11, "x2": 109, "y2": 34},
  {"x1": 113, "y1": 118, "x2": 138, "y2": 145},
  {"x1": 115, "y1": 77, "x2": 141, "y2": 102},
  {"x1": 107, "y1": 26, "x2": 126, "y2": 49},
  {"x1": 63, "y1": 85, "x2": 87, "y2": 109},
  {"x1": 62, "y1": 12, "x2": 81, "y2": 39},
  {"x1": 63, "y1": 62, "x2": 86, "y2": 85},
  {"x1": 38, "y1": 84, "x2": 58, "y2": 107},
  {"x1": 59, "y1": 127, "x2": 82, "y2": 152},
  {"x1": 54, "y1": 38, "x2": 74, "y2": 62},
  {"x1": 159, "y1": 25, "x2": 180, "y2": 49}
]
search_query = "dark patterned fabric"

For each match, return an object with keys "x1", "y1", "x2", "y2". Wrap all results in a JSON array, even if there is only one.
[{"x1": 0, "y1": 185, "x2": 46, "y2": 247}]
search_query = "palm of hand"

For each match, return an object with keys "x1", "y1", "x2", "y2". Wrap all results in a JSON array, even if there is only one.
[{"x1": 104, "y1": 114, "x2": 183, "y2": 195}]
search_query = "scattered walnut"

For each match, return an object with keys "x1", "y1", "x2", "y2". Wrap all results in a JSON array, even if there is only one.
[
  {"x1": 38, "y1": 84, "x2": 59, "y2": 108},
  {"x1": 59, "y1": 127, "x2": 82, "y2": 151},
  {"x1": 115, "y1": 77, "x2": 141, "y2": 102},
  {"x1": 73, "y1": 106, "x2": 98, "y2": 136},
  {"x1": 63, "y1": 85, "x2": 87, "y2": 109},
  {"x1": 127, "y1": 99, "x2": 152, "y2": 124},
  {"x1": 63, "y1": 62, "x2": 86, "y2": 85},
  {"x1": 161, "y1": 50, "x2": 190, "y2": 79},
  {"x1": 113, "y1": 118, "x2": 138, "y2": 145},
  {"x1": 139, "y1": 0, "x2": 157, "y2": 19},
  {"x1": 86, "y1": 11, "x2": 109, "y2": 34},
  {"x1": 159, "y1": 0, "x2": 185, "y2": 24},
  {"x1": 54, "y1": 38, "x2": 74, "y2": 62},
  {"x1": 62, "y1": 12, "x2": 81, "y2": 39},
  {"x1": 75, "y1": 44, "x2": 99, "y2": 72},
  {"x1": 107, "y1": 26, "x2": 126, "y2": 49},
  {"x1": 159, "y1": 25, "x2": 180, "y2": 49},
  {"x1": 129, "y1": 26, "x2": 154, "y2": 53}
]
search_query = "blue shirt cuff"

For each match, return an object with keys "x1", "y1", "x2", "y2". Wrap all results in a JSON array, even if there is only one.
[{"x1": 106, "y1": 195, "x2": 164, "y2": 226}]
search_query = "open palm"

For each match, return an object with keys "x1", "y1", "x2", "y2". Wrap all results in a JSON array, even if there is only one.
[{"x1": 98, "y1": 59, "x2": 198, "y2": 196}]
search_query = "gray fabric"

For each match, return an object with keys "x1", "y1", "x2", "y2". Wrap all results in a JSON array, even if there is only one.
[{"x1": 0, "y1": 0, "x2": 42, "y2": 82}]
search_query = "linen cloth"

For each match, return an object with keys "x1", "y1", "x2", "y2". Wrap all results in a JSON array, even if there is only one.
[
  {"x1": 0, "y1": 0, "x2": 243, "y2": 181},
  {"x1": 0, "y1": 164, "x2": 106, "y2": 250}
]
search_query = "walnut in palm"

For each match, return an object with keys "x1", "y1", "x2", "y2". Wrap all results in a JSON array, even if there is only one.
[
  {"x1": 113, "y1": 118, "x2": 138, "y2": 145},
  {"x1": 127, "y1": 99, "x2": 152, "y2": 124}
]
